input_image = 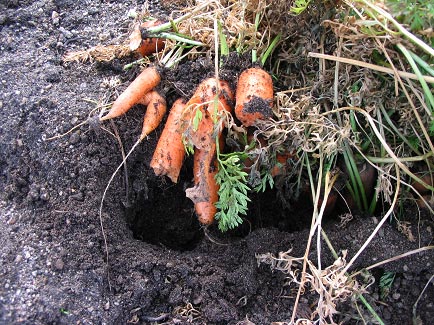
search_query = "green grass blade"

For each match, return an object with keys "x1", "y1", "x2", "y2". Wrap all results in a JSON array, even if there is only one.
[
  {"x1": 252, "y1": 49, "x2": 258, "y2": 64},
  {"x1": 217, "y1": 21, "x2": 229, "y2": 57},
  {"x1": 397, "y1": 43, "x2": 434, "y2": 114},
  {"x1": 379, "y1": 105, "x2": 423, "y2": 156},
  {"x1": 357, "y1": 0, "x2": 434, "y2": 57},
  {"x1": 260, "y1": 34, "x2": 281, "y2": 66},
  {"x1": 158, "y1": 32, "x2": 206, "y2": 47},
  {"x1": 358, "y1": 294, "x2": 386, "y2": 325},
  {"x1": 409, "y1": 51, "x2": 434, "y2": 77},
  {"x1": 321, "y1": 230, "x2": 386, "y2": 325}
]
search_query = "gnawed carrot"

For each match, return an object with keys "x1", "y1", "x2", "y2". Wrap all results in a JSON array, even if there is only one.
[
  {"x1": 235, "y1": 67, "x2": 274, "y2": 127},
  {"x1": 186, "y1": 143, "x2": 220, "y2": 225},
  {"x1": 183, "y1": 78, "x2": 234, "y2": 150},
  {"x1": 182, "y1": 78, "x2": 234, "y2": 225},
  {"x1": 129, "y1": 20, "x2": 165, "y2": 57},
  {"x1": 137, "y1": 90, "x2": 167, "y2": 140},
  {"x1": 150, "y1": 98, "x2": 187, "y2": 183},
  {"x1": 101, "y1": 66, "x2": 162, "y2": 121}
]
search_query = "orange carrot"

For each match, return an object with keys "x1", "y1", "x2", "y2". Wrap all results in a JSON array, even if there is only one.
[
  {"x1": 182, "y1": 78, "x2": 234, "y2": 225},
  {"x1": 235, "y1": 67, "x2": 274, "y2": 127},
  {"x1": 183, "y1": 78, "x2": 234, "y2": 150},
  {"x1": 101, "y1": 66, "x2": 161, "y2": 121},
  {"x1": 99, "y1": 90, "x2": 166, "y2": 231},
  {"x1": 129, "y1": 20, "x2": 165, "y2": 57},
  {"x1": 271, "y1": 152, "x2": 294, "y2": 177},
  {"x1": 137, "y1": 90, "x2": 167, "y2": 140},
  {"x1": 186, "y1": 142, "x2": 220, "y2": 225},
  {"x1": 150, "y1": 98, "x2": 187, "y2": 183}
]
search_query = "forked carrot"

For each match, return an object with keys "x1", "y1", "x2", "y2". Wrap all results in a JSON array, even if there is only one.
[
  {"x1": 129, "y1": 20, "x2": 165, "y2": 57},
  {"x1": 150, "y1": 98, "x2": 187, "y2": 183},
  {"x1": 99, "y1": 90, "x2": 166, "y2": 244},
  {"x1": 101, "y1": 66, "x2": 162, "y2": 121},
  {"x1": 235, "y1": 67, "x2": 274, "y2": 127}
]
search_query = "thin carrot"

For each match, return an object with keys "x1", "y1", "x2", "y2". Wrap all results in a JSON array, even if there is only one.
[
  {"x1": 129, "y1": 20, "x2": 165, "y2": 57},
  {"x1": 235, "y1": 67, "x2": 274, "y2": 127},
  {"x1": 101, "y1": 66, "x2": 161, "y2": 121},
  {"x1": 150, "y1": 98, "x2": 187, "y2": 183},
  {"x1": 137, "y1": 90, "x2": 167, "y2": 140},
  {"x1": 186, "y1": 143, "x2": 220, "y2": 225},
  {"x1": 99, "y1": 90, "x2": 166, "y2": 245}
]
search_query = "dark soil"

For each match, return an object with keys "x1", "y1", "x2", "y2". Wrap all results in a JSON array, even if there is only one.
[{"x1": 0, "y1": 1, "x2": 433, "y2": 324}]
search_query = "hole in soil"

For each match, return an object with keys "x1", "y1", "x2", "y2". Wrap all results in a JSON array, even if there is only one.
[
  {"x1": 125, "y1": 176, "x2": 203, "y2": 251},
  {"x1": 125, "y1": 162, "x2": 317, "y2": 251}
]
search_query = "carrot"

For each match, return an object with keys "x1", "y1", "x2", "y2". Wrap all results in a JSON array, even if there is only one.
[
  {"x1": 185, "y1": 143, "x2": 220, "y2": 225},
  {"x1": 411, "y1": 171, "x2": 433, "y2": 195},
  {"x1": 129, "y1": 20, "x2": 165, "y2": 57},
  {"x1": 137, "y1": 90, "x2": 167, "y2": 140},
  {"x1": 235, "y1": 67, "x2": 274, "y2": 127},
  {"x1": 101, "y1": 66, "x2": 161, "y2": 121},
  {"x1": 183, "y1": 78, "x2": 234, "y2": 150},
  {"x1": 182, "y1": 78, "x2": 234, "y2": 225},
  {"x1": 242, "y1": 133, "x2": 293, "y2": 177},
  {"x1": 271, "y1": 152, "x2": 294, "y2": 177},
  {"x1": 99, "y1": 90, "x2": 166, "y2": 245},
  {"x1": 150, "y1": 98, "x2": 187, "y2": 183}
]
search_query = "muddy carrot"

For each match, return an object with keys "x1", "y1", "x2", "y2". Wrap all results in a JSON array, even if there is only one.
[
  {"x1": 129, "y1": 20, "x2": 165, "y2": 57},
  {"x1": 235, "y1": 67, "x2": 274, "y2": 127},
  {"x1": 182, "y1": 78, "x2": 234, "y2": 225},
  {"x1": 101, "y1": 66, "x2": 162, "y2": 121},
  {"x1": 185, "y1": 142, "x2": 220, "y2": 225},
  {"x1": 150, "y1": 98, "x2": 187, "y2": 183},
  {"x1": 183, "y1": 78, "x2": 234, "y2": 150}
]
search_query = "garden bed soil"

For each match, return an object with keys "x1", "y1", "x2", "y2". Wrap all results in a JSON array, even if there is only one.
[{"x1": 1, "y1": 1, "x2": 433, "y2": 324}]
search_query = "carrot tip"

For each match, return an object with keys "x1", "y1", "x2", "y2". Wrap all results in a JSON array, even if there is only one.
[{"x1": 100, "y1": 115, "x2": 110, "y2": 121}]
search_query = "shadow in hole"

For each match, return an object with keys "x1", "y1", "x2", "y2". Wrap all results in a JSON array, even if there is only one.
[{"x1": 125, "y1": 177, "x2": 204, "y2": 251}]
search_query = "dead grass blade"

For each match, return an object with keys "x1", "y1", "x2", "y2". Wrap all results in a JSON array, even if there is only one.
[{"x1": 308, "y1": 52, "x2": 434, "y2": 84}]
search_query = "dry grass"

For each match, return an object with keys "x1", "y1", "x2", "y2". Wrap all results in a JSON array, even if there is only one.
[{"x1": 63, "y1": 44, "x2": 132, "y2": 63}]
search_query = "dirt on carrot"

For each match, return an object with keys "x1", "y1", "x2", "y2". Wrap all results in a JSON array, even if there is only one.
[
  {"x1": 180, "y1": 78, "x2": 234, "y2": 225},
  {"x1": 235, "y1": 67, "x2": 274, "y2": 127},
  {"x1": 137, "y1": 90, "x2": 167, "y2": 140},
  {"x1": 186, "y1": 143, "x2": 220, "y2": 225},
  {"x1": 150, "y1": 98, "x2": 187, "y2": 183},
  {"x1": 183, "y1": 78, "x2": 234, "y2": 150}
]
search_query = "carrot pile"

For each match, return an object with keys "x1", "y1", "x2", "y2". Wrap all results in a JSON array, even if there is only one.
[
  {"x1": 96, "y1": 18, "x2": 281, "y2": 229},
  {"x1": 99, "y1": 60, "x2": 278, "y2": 228}
]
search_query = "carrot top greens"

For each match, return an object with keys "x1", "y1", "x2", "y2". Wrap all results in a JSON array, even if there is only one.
[{"x1": 215, "y1": 150, "x2": 251, "y2": 231}]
